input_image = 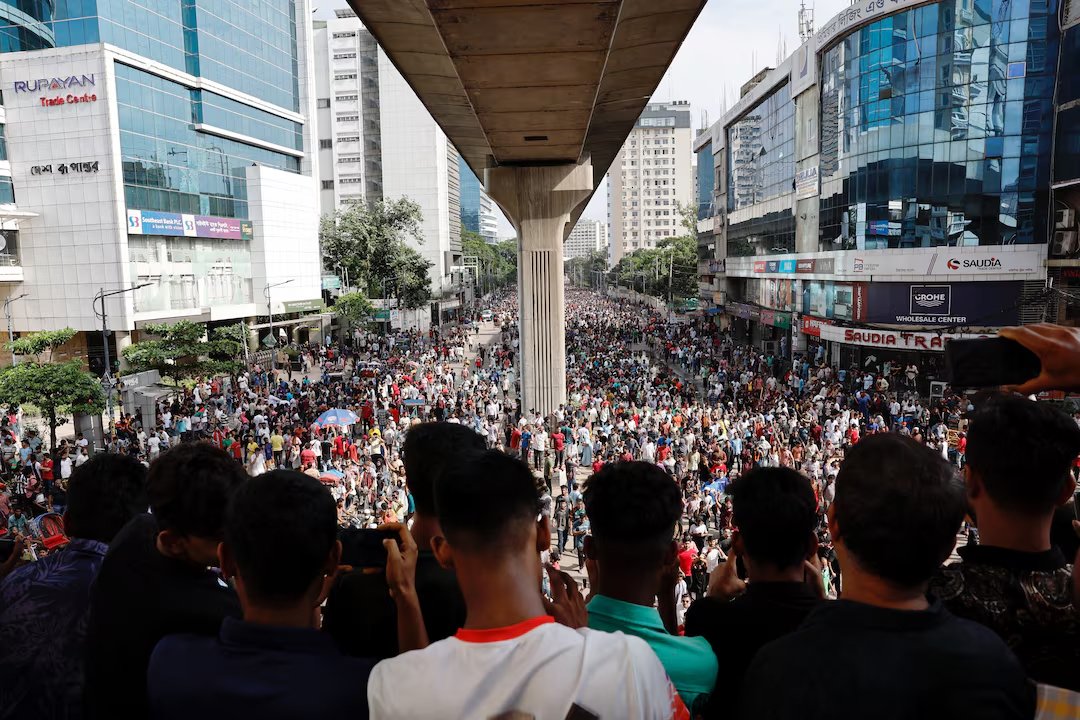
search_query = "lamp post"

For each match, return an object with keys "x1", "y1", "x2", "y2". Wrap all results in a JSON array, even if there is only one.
[
  {"x1": 94, "y1": 283, "x2": 151, "y2": 427},
  {"x1": 4, "y1": 292, "x2": 28, "y2": 366},
  {"x1": 335, "y1": 264, "x2": 349, "y2": 291},
  {"x1": 264, "y1": 279, "x2": 293, "y2": 370}
]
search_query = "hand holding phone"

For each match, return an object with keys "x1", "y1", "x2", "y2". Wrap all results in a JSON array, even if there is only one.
[
  {"x1": 945, "y1": 337, "x2": 1041, "y2": 389},
  {"x1": 998, "y1": 324, "x2": 1080, "y2": 394}
]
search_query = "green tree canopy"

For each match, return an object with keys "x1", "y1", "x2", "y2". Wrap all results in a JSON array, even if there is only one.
[
  {"x1": 333, "y1": 292, "x2": 374, "y2": 325},
  {"x1": 6, "y1": 327, "x2": 76, "y2": 363},
  {"x1": 461, "y1": 227, "x2": 517, "y2": 295},
  {"x1": 320, "y1": 198, "x2": 434, "y2": 309},
  {"x1": 608, "y1": 203, "x2": 699, "y2": 302},
  {"x1": 122, "y1": 320, "x2": 244, "y2": 382},
  {"x1": 566, "y1": 249, "x2": 609, "y2": 289},
  {"x1": 0, "y1": 361, "x2": 105, "y2": 449}
]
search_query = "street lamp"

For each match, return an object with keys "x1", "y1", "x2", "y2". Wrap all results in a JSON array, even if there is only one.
[
  {"x1": 264, "y1": 279, "x2": 293, "y2": 370},
  {"x1": 4, "y1": 292, "x2": 28, "y2": 366},
  {"x1": 94, "y1": 283, "x2": 151, "y2": 426}
]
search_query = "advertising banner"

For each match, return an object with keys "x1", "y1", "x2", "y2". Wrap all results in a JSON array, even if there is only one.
[
  {"x1": 795, "y1": 165, "x2": 819, "y2": 200},
  {"x1": 865, "y1": 281, "x2": 1022, "y2": 326},
  {"x1": 801, "y1": 315, "x2": 834, "y2": 337},
  {"x1": 127, "y1": 209, "x2": 254, "y2": 241},
  {"x1": 818, "y1": 325, "x2": 990, "y2": 351},
  {"x1": 840, "y1": 249, "x2": 1043, "y2": 277}
]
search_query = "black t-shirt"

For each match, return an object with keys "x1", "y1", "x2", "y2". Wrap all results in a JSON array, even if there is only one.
[
  {"x1": 323, "y1": 550, "x2": 465, "y2": 660},
  {"x1": 686, "y1": 581, "x2": 821, "y2": 719},
  {"x1": 83, "y1": 514, "x2": 240, "y2": 720},
  {"x1": 740, "y1": 599, "x2": 1034, "y2": 720}
]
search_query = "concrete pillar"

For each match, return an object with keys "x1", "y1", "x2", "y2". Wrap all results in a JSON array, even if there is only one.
[
  {"x1": 247, "y1": 319, "x2": 259, "y2": 353},
  {"x1": 114, "y1": 331, "x2": 132, "y2": 372},
  {"x1": 485, "y1": 160, "x2": 593, "y2": 415}
]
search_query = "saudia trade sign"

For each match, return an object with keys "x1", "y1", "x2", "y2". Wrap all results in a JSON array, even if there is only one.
[{"x1": 13, "y1": 74, "x2": 97, "y2": 108}]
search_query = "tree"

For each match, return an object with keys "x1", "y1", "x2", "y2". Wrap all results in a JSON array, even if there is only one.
[
  {"x1": 566, "y1": 250, "x2": 609, "y2": 289},
  {"x1": 0, "y1": 361, "x2": 105, "y2": 450},
  {"x1": 122, "y1": 320, "x2": 244, "y2": 382},
  {"x1": 320, "y1": 198, "x2": 435, "y2": 309},
  {"x1": 333, "y1": 292, "x2": 374, "y2": 325},
  {"x1": 461, "y1": 226, "x2": 518, "y2": 295},
  {"x1": 607, "y1": 203, "x2": 699, "y2": 302},
  {"x1": 7, "y1": 327, "x2": 76, "y2": 364}
]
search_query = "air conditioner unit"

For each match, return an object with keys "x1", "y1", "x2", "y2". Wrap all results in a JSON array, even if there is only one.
[
  {"x1": 1055, "y1": 208, "x2": 1076, "y2": 230},
  {"x1": 1051, "y1": 230, "x2": 1078, "y2": 257}
]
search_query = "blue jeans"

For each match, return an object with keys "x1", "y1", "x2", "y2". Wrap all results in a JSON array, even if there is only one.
[{"x1": 556, "y1": 527, "x2": 569, "y2": 552}]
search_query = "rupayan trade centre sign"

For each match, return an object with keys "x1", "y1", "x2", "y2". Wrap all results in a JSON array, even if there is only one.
[{"x1": 13, "y1": 73, "x2": 98, "y2": 107}]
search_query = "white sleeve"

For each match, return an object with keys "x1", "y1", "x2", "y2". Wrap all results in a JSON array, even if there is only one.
[{"x1": 621, "y1": 635, "x2": 691, "y2": 720}]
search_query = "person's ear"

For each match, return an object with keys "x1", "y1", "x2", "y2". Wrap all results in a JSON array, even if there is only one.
[
  {"x1": 826, "y1": 502, "x2": 839, "y2": 540},
  {"x1": 1058, "y1": 476, "x2": 1077, "y2": 507},
  {"x1": 665, "y1": 539, "x2": 678, "y2": 565},
  {"x1": 583, "y1": 535, "x2": 596, "y2": 562},
  {"x1": 963, "y1": 465, "x2": 982, "y2": 502},
  {"x1": 432, "y1": 535, "x2": 454, "y2": 570},
  {"x1": 156, "y1": 529, "x2": 185, "y2": 560},
  {"x1": 535, "y1": 515, "x2": 550, "y2": 554},
  {"x1": 219, "y1": 541, "x2": 237, "y2": 582},
  {"x1": 805, "y1": 531, "x2": 819, "y2": 561}
]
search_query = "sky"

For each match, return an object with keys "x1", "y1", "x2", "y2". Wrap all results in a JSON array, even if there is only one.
[{"x1": 317, "y1": 0, "x2": 852, "y2": 235}]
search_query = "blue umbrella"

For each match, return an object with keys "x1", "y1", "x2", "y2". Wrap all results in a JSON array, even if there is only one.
[{"x1": 315, "y1": 408, "x2": 359, "y2": 428}]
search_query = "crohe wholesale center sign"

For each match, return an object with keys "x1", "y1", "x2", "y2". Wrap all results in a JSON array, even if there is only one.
[{"x1": 13, "y1": 73, "x2": 98, "y2": 108}]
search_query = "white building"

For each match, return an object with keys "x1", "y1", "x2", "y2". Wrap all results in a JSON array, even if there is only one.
[
  {"x1": 565, "y1": 219, "x2": 608, "y2": 260},
  {"x1": 314, "y1": 10, "x2": 463, "y2": 313},
  {"x1": 0, "y1": 1, "x2": 322, "y2": 371},
  {"x1": 607, "y1": 101, "x2": 694, "y2": 265}
]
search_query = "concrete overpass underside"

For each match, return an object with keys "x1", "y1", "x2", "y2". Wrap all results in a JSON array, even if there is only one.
[{"x1": 348, "y1": 0, "x2": 707, "y2": 414}]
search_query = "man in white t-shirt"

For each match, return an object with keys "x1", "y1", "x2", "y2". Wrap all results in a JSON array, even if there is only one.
[{"x1": 367, "y1": 449, "x2": 688, "y2": 720}]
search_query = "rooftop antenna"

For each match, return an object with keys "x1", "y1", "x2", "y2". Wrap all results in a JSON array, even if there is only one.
[{"x1": 798, "y1": 0, "x2": 815, "y2": 42}]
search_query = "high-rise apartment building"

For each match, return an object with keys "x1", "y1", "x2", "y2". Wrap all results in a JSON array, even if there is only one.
[
  {"x1": 314, "y1": 10, "x2": 464, "y2": 315},
  {"x1": 565, "y1": 219, "x2": 608, "y2": 260},
  {"x1": 0, "y1": 0, "x2": 323, "y2": 371},
  {"x1": 460, "y1": 158, "x2": 498, "y2": 243},
  {"x1": 607, "y1": 101, "x2": 694, "y2": 265}
]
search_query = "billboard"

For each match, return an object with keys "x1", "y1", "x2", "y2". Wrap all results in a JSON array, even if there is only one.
[
  {"x1": 127, "y1": 209, "x2": 254, "y2": 241},
  {"x1": 864, "y1": 281, "x2": 1022, "y2": 326}
]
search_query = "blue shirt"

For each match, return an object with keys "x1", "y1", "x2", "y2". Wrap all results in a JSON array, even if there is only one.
[
  {"x1": 148, "y1": 617, "x2": 374, "y2": 720},
  {"x1": 587, "y1": 594, "x2": 717, "y2": 712},
  {"x1": 0, "y1": 537, "x2": 109, "y2": 719}
]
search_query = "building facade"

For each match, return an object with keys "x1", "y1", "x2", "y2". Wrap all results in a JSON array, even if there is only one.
[
  {"x1": 565, "y1": 218, "x2": 607, "y2": 260},
  {"x1": 314, "y1": 9, "x2": 464, "y2": 317},
  {"x1": 607, "y1": 101, "x2": 694, "y2": 265},
  {"x1": 0, "y1": 0, "x2": 322, "y2": 371},
  {"x1": 695, "y1": 0, "x2": 1070, "y2": 380},
  {"x1": 460, "y1": 157, "x2": 498, "y2": 243}
]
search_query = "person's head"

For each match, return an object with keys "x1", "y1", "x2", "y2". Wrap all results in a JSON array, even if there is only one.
[
  {"x1": 433, "y1": 450, "x2": 544, "y2": 569},
  {"x1": 728, "y1": 467, "x2": 818, "y2": 576},
  {"x1": 830, "y1": 433, "x2": 965, "y2": 591},
  {"x1": 402, "y1": 422, "x2": 486, "y2": 517},
  {"x1": 582, "y1": 462, "x2": 682, "y2": 589},
  {"x1": 222, "y1": 470, "x2": 338, "y2": 618},
  {"x1": 63, "y1": 453, "x2": 148, "y2": 543},
  {"x1": 965, "y1": 394, "x2": 1080, "y2": 518},
  {"x1": 147, "y1": 442, "x2": 247, "y2": 567}
]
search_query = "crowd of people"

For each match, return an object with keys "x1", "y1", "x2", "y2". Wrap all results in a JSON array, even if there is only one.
[{"x1": 0, "y1": 287, "x2": 1077, "y2": 719}]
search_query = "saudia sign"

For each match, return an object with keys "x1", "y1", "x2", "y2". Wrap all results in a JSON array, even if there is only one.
[{"x1": 13, "y1": 74, "x2": 98, "y2": 107}]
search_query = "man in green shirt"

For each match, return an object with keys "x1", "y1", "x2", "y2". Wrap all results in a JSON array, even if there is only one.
[{"x1": 583, "y1": 461, "x2": 717, "y2": 713}]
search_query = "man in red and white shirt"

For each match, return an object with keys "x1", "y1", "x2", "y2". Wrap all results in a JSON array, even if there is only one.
[{"x1": 367, "y1": 449, "x2": 687, "y2": 720}]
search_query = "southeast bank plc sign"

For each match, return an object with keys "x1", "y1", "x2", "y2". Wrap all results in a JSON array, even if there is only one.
[{"x1": 13, "y1": 73, "x2": 97, "y2": 108}]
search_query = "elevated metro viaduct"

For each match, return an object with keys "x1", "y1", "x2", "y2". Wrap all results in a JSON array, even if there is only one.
[{"x1": 350, "y1": 0, "x2": 707, "y2": 414}]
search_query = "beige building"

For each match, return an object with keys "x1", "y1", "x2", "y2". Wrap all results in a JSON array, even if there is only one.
[
  {"x1": 607, "y1": 101, "x2": 695, "y2": 265},
  {"x1": 565, "y1": 219, "x2": 608, "y2": 260}
]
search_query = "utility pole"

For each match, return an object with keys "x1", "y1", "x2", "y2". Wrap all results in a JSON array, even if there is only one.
[
  {"x1": 668, "y1": 249, "x2": 674, "y2": 303},
  {"x1": 94, "y1": 283, "x2": 151, "y2": 429},
  {"x1": 265, "y1": 278, "x2": 294, "y2": 370},
  {"x1": 4, "y1": 292, "x2": 28, "y2": 366}
]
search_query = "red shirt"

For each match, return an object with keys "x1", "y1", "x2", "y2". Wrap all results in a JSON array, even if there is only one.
[
  {"x1": 678, "y1": 548, "x2": 696, "y2": 576},
  {"x1": 301, "y1": 448, "x2": 316, "y2": 466}
]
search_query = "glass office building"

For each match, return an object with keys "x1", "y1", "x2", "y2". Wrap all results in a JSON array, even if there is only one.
[
  {"x1": 0, "y1": 0, "x2": 55, "y2": 52},
  {"x1": 818, "y1": 0, "x2": 1056, "y2": 251}
]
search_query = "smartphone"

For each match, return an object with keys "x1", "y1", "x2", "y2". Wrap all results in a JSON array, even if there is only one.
[
  {"x1": 339, "y1": 528, "x2": 397, "y2": 568},
  {"x1": 944, "y1": 337, "x2": 1041, "y2": 388}
]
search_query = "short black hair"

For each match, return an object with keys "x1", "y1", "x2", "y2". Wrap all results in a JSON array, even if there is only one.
[
  {"x1": 64, "y1": 453, "x2": 148, "y2": 543},
  {"x1": 966, "y1": 394, "x2": 1080, "y2": 515},
  {"x1": 835, "y1": 433, "x2": 965, "y2": 588},
  {"x1": 147, "y1": 442, "x2": 246, "y2": 538},
  {"x1": 226, "y1": 470, "x2": 337, "y2": 604},
  {"x1": 730, "y1": 467, "x2": 817, "y2": 570},
  {"x1": 403, "y1": 423, "x2": 487, "y2": 515},
  {"x1": 435, "y1": 449, "x2": 539, "y2": 552},
  {"x1": 583, "y1": 461, "x2": 681, "y2": 566}
]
